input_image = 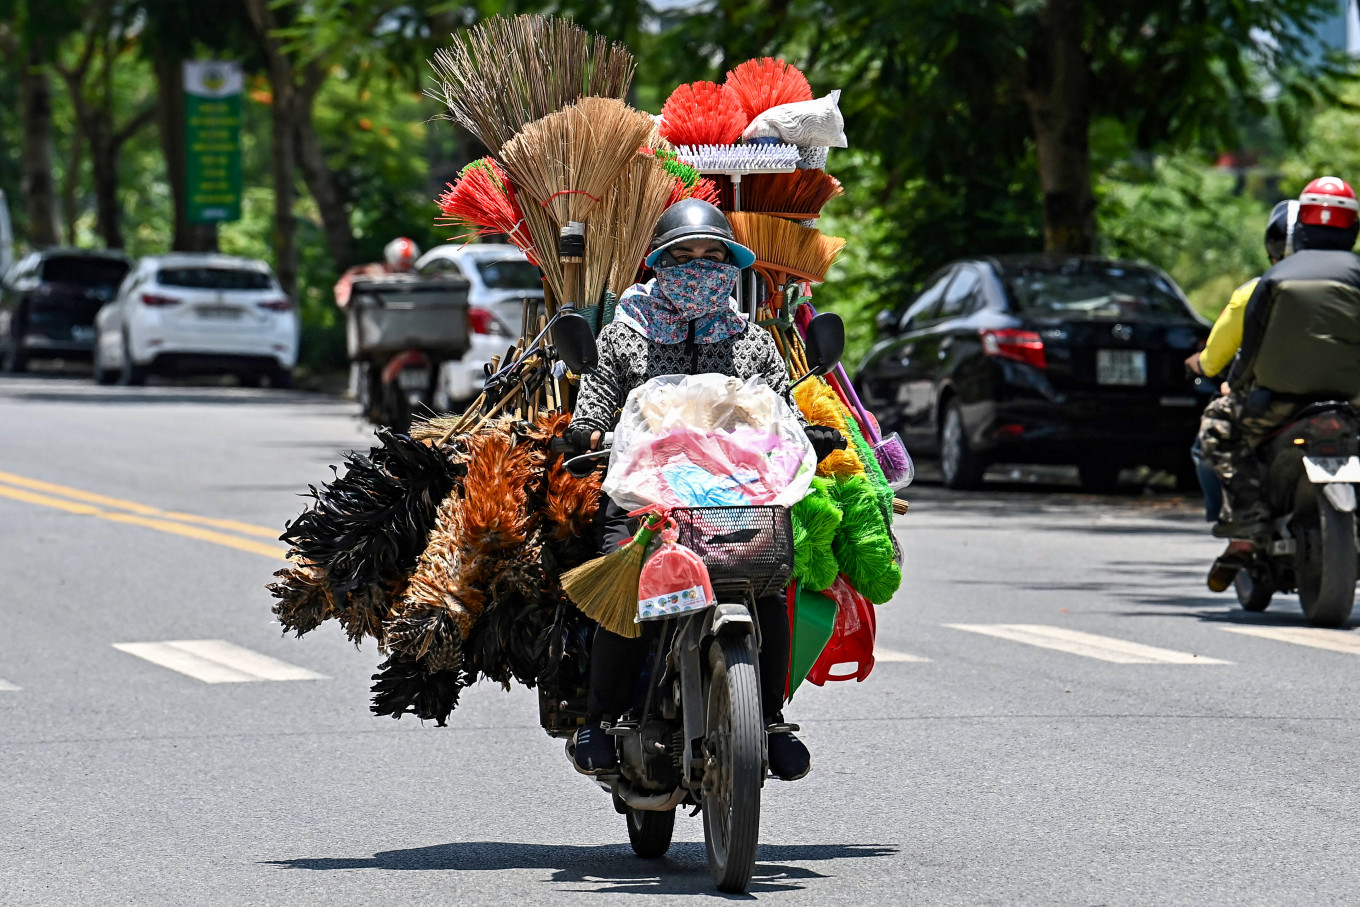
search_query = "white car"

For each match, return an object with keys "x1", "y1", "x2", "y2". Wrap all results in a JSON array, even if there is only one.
[
  {"x1": 414, "y1": 243, "x2": 544, "y2": 406},
  {"x1": 94, "y1": 253, "x2": 298, "y2": 387}
]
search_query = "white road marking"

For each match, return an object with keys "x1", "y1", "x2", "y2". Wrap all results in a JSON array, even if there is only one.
[
  {"x1": 113, "y1": 640, "x2": 327, "y2": 684},
  {"x1": 875, "y1": 647, "x2": 930, "y2": 663},
  {"x1": 944, "y1": 624, "x2": 1231, "y2": 664},
  {"x1": 0, "y1": 678, "x2": 20, "y2": 692},
  {"x1": 1218, "y1": 624, "x2": 1360, "y2": 656}
]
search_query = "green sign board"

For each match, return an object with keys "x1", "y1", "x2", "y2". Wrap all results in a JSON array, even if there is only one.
[{"x1": 184, "y1": 61, "x2": 243, "y2": 224}]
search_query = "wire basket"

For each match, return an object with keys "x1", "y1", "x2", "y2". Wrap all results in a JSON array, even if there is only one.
[{"x1": 670, "y1": 506, "x2": 793, "y2": 601}]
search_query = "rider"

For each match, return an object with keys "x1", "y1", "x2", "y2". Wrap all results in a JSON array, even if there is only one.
[
  {"x1": 566, "y1": 199, "x2": 844, "y2": 781},
  {"x1": 333, "y1": 237, "x2": 422, "y2": 308},
  {"x1": 1196, "y1": 176, "x2": 1360, "y2": 589},
  {"x1": 1187, "y1": 200, "x2": 1297, "y2": 546}
]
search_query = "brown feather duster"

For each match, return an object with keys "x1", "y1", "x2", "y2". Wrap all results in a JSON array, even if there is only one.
[
  {"x1": 268, "y1": 559, "x2": 335, "y2": 638},
  {"x1": 334, "y1": 573, "x2": 409, "y2": 647},
  {"x1": 460, "y1": 428, "x2": 540, "y2": 554}
]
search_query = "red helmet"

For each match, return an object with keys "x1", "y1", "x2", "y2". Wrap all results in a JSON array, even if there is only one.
[
  {"x1": 384, "y1": 237, "x2": 421, "y2": 272},
  {"x1": 1298, "y1": 177, "x2": 1358, "y2": 228}
]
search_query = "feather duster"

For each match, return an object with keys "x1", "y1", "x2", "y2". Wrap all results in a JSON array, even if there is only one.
[
  {"x1": 281, "y1": 429, "x2": 455, "y2": 597},
  {"x1": 334, "y1": 573, "x2": 409, "y2": 646},
  {"x1": 829, "y1": 475, "x2": 902, "y2": 604},
  {"x1": 793, "y1": 378, "x2": 866, "y2": 478},
  {"x1": 370, "y1": 653, "x2": 467, "y2": 726},
  {"x1": 460, "y1": 429, "x2": 539, "y2": 555},
  {"x1": 268, "y1": 559, "x2": 335, "y2": 638},
  {"x1": 791, "y1": 477, "x2": 842, "y2": 591}
]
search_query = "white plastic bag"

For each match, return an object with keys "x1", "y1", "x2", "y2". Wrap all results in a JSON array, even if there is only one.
[
  {"x1": 741, "y1": 91, "x2": 847, "y2": 148},
  {"x1": 602, "y1": 374, "x2": 816, "y2": 513}
]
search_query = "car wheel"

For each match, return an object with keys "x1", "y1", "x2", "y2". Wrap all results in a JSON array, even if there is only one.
[
  {"x1": 940, "y1": 401, "x2": 985, "y2": 490},
  {"x1": 92, "y1": 342, "x2": 116, "y2": 385},
  {"x1": 1078, "y1": 460, "x2": 1124, "y2": 493},
  {"x1": 266, "y1": 365, "x2": 293, "y2": 389},
  {"x1": 117, "y1": 337, "x2": 145, "y2": 386}
]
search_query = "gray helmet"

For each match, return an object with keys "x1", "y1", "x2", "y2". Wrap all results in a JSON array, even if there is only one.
[{"x1": 644, "y1": 199, "x2": 757, "y2": 269}]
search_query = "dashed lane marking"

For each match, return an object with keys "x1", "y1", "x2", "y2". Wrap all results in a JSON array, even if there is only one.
[
  {"x1": 0, "y1": 483, "x2": 285, "y2": 560},
  {"x1": 1218, "y1": 624, "x2": 1360, "y2": 656},
  {"x1": 0, "y1": 678, "x2": 20, "y2": 692},
  {"x1": 875, "y1": 647, "x2": 930, "y2": 663},
  {"x1": 112, "y1": 640, "x2": 326, "y2": 684},
  {"x1": 944, "y1": 624, "x2": 1231, "y2": 664}
]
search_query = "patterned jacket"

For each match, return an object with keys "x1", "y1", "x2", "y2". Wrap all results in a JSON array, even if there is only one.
[{"x1": 572, "y1": 319, "x2": 800, "y2": 434}]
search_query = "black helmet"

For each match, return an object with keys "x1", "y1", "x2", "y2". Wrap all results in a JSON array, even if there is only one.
[
  {"x1": 645, "y1": 199, "x2": 756, "y2": 269},
  {"x1": 1264, "y1": 200, "x2": 1299, "y2": 263}
]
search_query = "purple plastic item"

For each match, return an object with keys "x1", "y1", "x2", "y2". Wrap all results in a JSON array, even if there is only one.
[
  {"x1": 797, "y1": 301, "x2": 882, "y2": 443},
  {"x1": 873, "y1": 432, "x2": 914, "y2": 489}
]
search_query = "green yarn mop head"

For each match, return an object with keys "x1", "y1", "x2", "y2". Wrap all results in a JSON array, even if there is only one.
[{"x1": 792, "y1": 477, "x2": 842, "y2": 591}]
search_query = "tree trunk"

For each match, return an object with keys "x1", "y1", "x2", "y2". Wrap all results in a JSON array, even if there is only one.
[
  {"x1": 152, "y1": 55, "x2": 218, "y2": 252},
  {"x1": 293, "y1": 68, "x2": 355, "y2": 271},
  {"x1": 62, "y1": 131, "x2": 83, "y2": 246},
  {"x1": 268, "y1": 87, "x2": 299, "y2": 302},
  {"x1": 1020, "y1": 0, "x2": 1095, "y2": 254},
  {"x1": 88, "y1": 118, "x2": 123, "y2": 249},
  {"x1": 19, "y1": 48, "x2": 60, "y2": 248}
]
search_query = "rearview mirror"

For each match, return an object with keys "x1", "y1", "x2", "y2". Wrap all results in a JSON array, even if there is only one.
[
  {"x1": 803, "y1": 312, "x2": 845, "y2": 377},
  {"x1": 551, "y1": 312, "x2": 598, "y2": 374},
  {"x1": 875, "y1": 309, "x2": 898, "y2": 335}
]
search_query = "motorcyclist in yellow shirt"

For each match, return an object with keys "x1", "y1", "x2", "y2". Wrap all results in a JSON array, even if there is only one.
[{"x1": 1186, "y1": 199, "x2": 1297, "y2": 590}]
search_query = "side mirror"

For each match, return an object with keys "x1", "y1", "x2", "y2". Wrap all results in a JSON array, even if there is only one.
[
  {"x1": 804, "y1": 312, "x2": 845, "y2": 377},
  {"x1": 551, "y1": 312, "x2": 598, "y2": 374},
  {"x1": 875, "y1": 309, "x2": 898, "y2": 335}
]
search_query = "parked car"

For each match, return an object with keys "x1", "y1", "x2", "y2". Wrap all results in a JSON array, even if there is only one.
[
  {"x1": 93, "y1": 253, "x2": 297, "y2": 387},
  {"x1": 1, "y1": 248, "x2": 132, "y2": 372},
  {"x1": 855, "y1": 255, "x2": 1214, "y2": 490},
  {"x1": 414, "y1": 243, "x2": 545, "y2": 407}
]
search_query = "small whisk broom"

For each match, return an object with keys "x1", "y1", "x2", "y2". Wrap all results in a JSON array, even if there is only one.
[
  {"x1": 561, "y1": 512, "x2": 666, "y2": 638},
  {"x1": 727, "y1": 211, "x2": 845, "y2": 294}
]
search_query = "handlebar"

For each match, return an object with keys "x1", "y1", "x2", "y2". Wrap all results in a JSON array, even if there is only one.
[{"x1": 553, "y1": 432, "x2": 613, "y2": 478}]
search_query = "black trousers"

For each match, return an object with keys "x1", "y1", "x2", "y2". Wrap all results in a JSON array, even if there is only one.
[{"x1": 586, "y1": 496, "x2": 791, "y2": 720}]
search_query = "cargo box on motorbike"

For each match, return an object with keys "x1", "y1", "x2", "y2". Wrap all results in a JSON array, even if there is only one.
[{"x1": 345, "y1": 275, "x2": 472, "y2": 359}]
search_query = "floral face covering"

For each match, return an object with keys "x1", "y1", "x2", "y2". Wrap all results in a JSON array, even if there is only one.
[{"x1": 615, "y1": 259, "x2": 746, "y2": 345}]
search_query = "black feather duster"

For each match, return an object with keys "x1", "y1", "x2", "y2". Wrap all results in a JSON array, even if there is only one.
[{"x1": 369, "y1": 654, "x2": 468, "y2": 726}]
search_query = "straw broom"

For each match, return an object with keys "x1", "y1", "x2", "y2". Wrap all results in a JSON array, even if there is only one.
[
  {"x1": 500, "y1": 98, "x2": 656, "y2": 309},
  {"x1": 726, "y1": 211, "x2": 845, "y2": 294},
  {"x1": 561, "y1": 512, "x2": 666, "y2": 638},
  {"x1": 585, "y1": 151, "x2": 677, "y2": 300},
  {"x1": 429, "y1": 14, "x2": 635, "y2": 154}
]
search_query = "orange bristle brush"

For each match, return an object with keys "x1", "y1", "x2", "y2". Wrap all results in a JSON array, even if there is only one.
[
  {"x1": 659, "y1": 81, "x2": 748, "y2": 146},
  {"x1": 437, "y1": 158, "x2": 538, "y2": 265},
  {"x1": 740, "y1": 170, "x2": 844, "y2": 219},
  {"x1": 723, "y1": 57, "x2": 813, "y2": 120}
]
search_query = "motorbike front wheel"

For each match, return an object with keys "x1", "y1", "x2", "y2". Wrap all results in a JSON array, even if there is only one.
[
  {"x1": 701, "y1": 635, "x2": 763, "y2": 893},
  {"x1": 626, "y1": 807, "x2": 675, "y2": 859},
  {"x1": 1296, "y1": 492, "x2": 1358, "y2": 627}
]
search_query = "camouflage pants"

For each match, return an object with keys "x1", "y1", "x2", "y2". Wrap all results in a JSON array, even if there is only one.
[{"x1": 1197, "y1": 391, "x2": 1301, "y2": 523}]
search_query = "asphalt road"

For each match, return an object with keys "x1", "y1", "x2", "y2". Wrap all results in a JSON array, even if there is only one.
[{"x1": 4, "y1": 373, "x2": 1360, "y2": 905}]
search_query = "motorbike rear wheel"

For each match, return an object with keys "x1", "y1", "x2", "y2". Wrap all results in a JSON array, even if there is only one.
[
  {"x1": 1234, "y1": 568, "x2": 1275, "y2": 612},
  {"x1": 626, "y1": 807, "x2": 675, "y2": 859},
  {"x1": 701, "y1": 635, "x2": 762, "y2": 894},
  {"x1": 1296, "y1": 493, "x2": 1357, "y2": 628}
]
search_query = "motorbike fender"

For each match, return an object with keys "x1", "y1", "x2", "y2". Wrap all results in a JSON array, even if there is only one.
[
  {"x1": 1322, "y1": 483, "x2": 1358, "y2": 513},
  {"x1": 1304, "y1": 455, "x2": 1360, "y2": 484},
  {"x1": 709, "y1": 603, "x2": 755, "y2": 637}
]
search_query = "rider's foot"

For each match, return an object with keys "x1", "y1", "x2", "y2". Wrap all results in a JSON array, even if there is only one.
[
  {"x1": 1207, "y1": 540, "x2": 1255, "y2": 592},
  {"x1": 1211, "y1": 506, "x2": 1269, "y2": 540},
  {"x1": 767, "y1": 726, "x2": 811, "y2": 781},
  {"x1": 572, "y1": 720, "x2": 617, "y2": 774}
]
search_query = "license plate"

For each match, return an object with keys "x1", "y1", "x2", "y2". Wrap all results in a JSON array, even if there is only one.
[
  {"x1": 1303, "y1": 456, "x2": 1360, "y2": 483},
  {"x1": 1097, "y1": 349, "x2": 1147, "y2": 386},
  {"x1": 196, "y1": 306, "x2": 243, "y2": 321},
  {"x1": 398, "y1": 368, "x2": 429, "y2": 391}
]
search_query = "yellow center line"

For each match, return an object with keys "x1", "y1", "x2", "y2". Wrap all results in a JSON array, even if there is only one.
[
  {"x1": 0, "y1": 469, "x2": 282, "y2": 539},
  {"x1": 0, "y1": 481, "x2": 286, "y2": 560}
]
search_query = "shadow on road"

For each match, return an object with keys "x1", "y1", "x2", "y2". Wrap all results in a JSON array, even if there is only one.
[{"x1": 263, "y1": 841, "x2": 897, "y2": 896}]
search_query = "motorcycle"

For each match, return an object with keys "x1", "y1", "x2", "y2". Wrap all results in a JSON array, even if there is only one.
[
  {"x1": 538, "y1": 309, "x2": 845, "y2": 893},
  {"x1": 1232, "y1": 400, "x2": 1360, "y2": 625}
]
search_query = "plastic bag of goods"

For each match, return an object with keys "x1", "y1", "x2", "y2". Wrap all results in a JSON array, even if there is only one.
[
  {"x1": 603, "y1": 374, "x2": 817, "y2": 513},
  {"x1": 741, "y1": 90, "x2": 847, "y2": 147},
  {"x1": 637, "y1": 522, "x2": 716, "y2": 622}
]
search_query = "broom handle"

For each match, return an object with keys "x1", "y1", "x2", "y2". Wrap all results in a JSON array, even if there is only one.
[{"x1": 798, "y1": 300, "x2": 882, "y2": 443}]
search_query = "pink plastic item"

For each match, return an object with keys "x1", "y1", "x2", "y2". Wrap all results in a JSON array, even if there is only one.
[
  {"x1": 804, "y1": 574, "x2": 877, "y2": 685},
  {"x1": 636, "y1": 522, "x2": 717, "y2": 621}
]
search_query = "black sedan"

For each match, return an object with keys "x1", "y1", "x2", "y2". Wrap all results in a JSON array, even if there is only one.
[
  {"x1": 0, "y1": 248, "x2": 132, "y2": 372},
  {"x1": 855, "y1": 255, "x2": 1213, "y2": 490}
]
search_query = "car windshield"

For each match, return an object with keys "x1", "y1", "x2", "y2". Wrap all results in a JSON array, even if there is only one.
[
  {"x1": 40, "y1": 257, "x2": 128, "y2": 289},
  {"x1": 1007, "y1": 266, "x2": 1189, "y2": 321},
  {"x1": 474, "y1": 258, "x2": 541, "y2": 290},
  {"x1": 158, "y1": 267, "x2": 272, "y2": 290}
]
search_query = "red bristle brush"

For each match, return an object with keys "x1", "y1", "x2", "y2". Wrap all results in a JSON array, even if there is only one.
[
  {"x1": 687, "y1": 177, "x2": 723, "y2": 207},
  {"x1": 659, "y1": 81, "x2": 748, "y2": 146},
  {"x1": 723, "y1": 57, "x2": 813, "y2": 120},
  {"x1": 436, "y1": 157, "x2": 539, "y2": 265}
]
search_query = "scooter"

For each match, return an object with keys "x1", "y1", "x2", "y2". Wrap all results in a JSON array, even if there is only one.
[
  {"x1": 537, "y1": 310, "x2": 845, "y2": 893},
  {"x1": 1233, "y1": 400, "x2": 1360, "y2": 625}
]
